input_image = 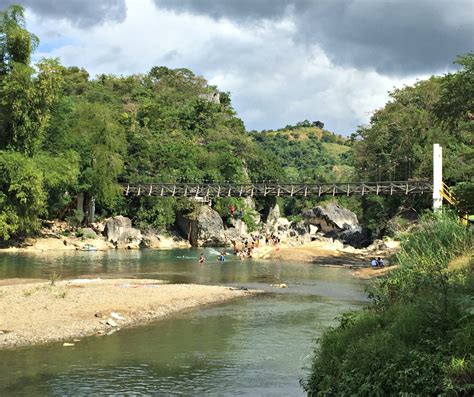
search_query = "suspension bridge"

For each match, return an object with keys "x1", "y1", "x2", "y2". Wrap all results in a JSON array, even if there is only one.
[
  {"x1": 123, "y1": 144, "x2": 457, "y2": 211},
  {"x1": 123, "y1": 180, "x2": 433, "y2": 198}
]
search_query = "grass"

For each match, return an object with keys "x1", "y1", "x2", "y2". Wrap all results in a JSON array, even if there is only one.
[
  {"x1": 322, "y1": 142, "x2": 351, "y2": 156},
  {"x1": 449, "y1": 253, "x2": 474, "y2": 271},
  {"x1": 302, "y1": 210, "x2": 474, "y2": 395},
  {"x1": 49, "y1": 271, "x2": 61, "y2": 286}
]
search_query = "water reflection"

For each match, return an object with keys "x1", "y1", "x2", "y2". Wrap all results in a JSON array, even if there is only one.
[{"x1": 0, "y1": 249, "x2": 367, "y2": 395}]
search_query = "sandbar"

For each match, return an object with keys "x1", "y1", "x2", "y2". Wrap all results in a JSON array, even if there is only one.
[{"x1": 0, "y1": 278, "x2": 255, "y2": 349}]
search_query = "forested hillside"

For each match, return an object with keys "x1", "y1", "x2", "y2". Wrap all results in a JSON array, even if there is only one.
[
  {"x1": 250, "y1": 123, "x2": 353, "y2": 182},
  {"x1": 0, "y1": 5, "x2": 282, "y2": 241},
  {"x1": 0, "y1": 4, "x2": 472, "y2": 243}
]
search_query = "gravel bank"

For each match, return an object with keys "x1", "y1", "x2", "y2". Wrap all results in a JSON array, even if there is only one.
[{"x1": 0, "y1": 278, "x2": 255, "y2": 349}]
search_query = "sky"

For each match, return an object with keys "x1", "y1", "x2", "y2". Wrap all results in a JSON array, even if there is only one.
[{"x1": 1, "y1": 0, "x2": 473, "y2": 135}]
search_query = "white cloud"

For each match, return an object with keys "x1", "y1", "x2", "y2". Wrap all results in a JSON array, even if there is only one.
[{"x1": 25, "y1": 0, "x2": 428, "y2": 134}]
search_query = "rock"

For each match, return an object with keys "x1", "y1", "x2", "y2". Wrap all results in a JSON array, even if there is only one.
[
  {"x1": 244, "y1": 197, "x2": 256, "y2": 210},
  {"x1": 102, "y1": 216, "x2": 143, "y2": 249},
  {"x1": 198, "y1": 91, "x2": 220, "y2": 104},
  {"x1": 267, "y1": 204, "x2": 281, "y2": 224},
  {"x1": 224, "y1": 227, "x2": 244, "y2": 243},
  {"x1": 272, "y1": 283, "x2": 288, "y2": 288},
  {"x1": 291, "y1": 221, "x2": 309, "y2": 236},
  {"x1": 110, "y1": 312, "x2": 125, "y2": 321},
  {"x1": 176, "y1": 206, "x2": 227, "y2": 247},
  {"x1": 104, "y1": 216, "x2": 132, "y2": 243},
  {"x1": 276, "y1": 217, "x2": 290, "y2": 231},
  {"x1": 309, "y1": 225, "x2": 318, "y2": 235},
  {"x1": 367, "y1": 239, "x2": 388, "y2": 251},
  {"x1": 302, "y1": 202, "x2": 370, "y2": 248},
  {"x1": 80, "y1": 227, "x2": 97, "y2": 238},
  {"x1": 229, "y1": 218, "x2": 248, "y2": 236},
  {"x1": 106, "y1": 318, "x2": 117, "y2": 327},
  {"x1": 141, "y1": 231, "x2": 161, "y2": 248},
  {"x1": 90, "y1": 221, "x2": 106, "y2": 234},
  {"x1": 303, "y1": 202, "x2": 359, "y2": 232},
  {"x1": 94, "y1": 312, "x2": 103, "y2": 318},
  {"x1": 117, "y1": 228, "x2": 143, "y2": 249},
  {"x1": 62, "y1": 342, "x2": 75, "y2": 347}
]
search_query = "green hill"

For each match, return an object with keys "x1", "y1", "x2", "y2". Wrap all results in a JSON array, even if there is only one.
[{"x1": 250, "y1": 125, "x2": 354, "y2": 182}]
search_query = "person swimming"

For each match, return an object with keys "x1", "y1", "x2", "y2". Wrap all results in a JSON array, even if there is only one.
[{"x1": 199, "y1": 254, "x2": 205, "y2": 263}]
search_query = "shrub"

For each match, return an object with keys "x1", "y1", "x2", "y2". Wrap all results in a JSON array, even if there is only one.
[{"x1": 302, "y1": 210, "x2": 474, "y2": 395}]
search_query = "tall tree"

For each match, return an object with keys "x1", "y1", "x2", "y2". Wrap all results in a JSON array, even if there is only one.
[{"x1": 0, "y1": 5, "x2": 63, "y2": 155}]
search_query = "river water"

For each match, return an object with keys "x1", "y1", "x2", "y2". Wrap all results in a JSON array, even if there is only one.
[{"x1": 0, "y1": 249, "x2": 367, "y2": 396}]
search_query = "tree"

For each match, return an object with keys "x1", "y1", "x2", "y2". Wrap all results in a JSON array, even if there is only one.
[
  {"x1": 0, "y1": 151, "x2": 45, "y2": 240},
  {"x1": 0, "y1": 5, "x2": 63, "y2": 155},
  {"x1": 72, "y1": 103, "x2": 126, "y2": 208},
  {"x1": 0, "y1": 5, "x2": 38, "y2": 74}
]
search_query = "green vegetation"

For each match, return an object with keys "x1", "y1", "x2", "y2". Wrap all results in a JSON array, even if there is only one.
[
  {"x1": 250, "y1": 126, "x2": 353, "y2": 183},
  {"x1": 352, "y1": 54, "x2": 473, "y2": 218},
  {"x1": 302, "y1": 211, "x2": 474, "y2": 395},
  {"x1": 0, "y1": 5, "x2": 281, "y2": 241},
  {"x1": 0, "y1": 4, "x2": 472, "y2": 245}
]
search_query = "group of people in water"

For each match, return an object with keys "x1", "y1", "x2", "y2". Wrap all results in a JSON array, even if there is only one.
[{"x1": 371, "y1": 257, "x2": 385, "y2": 267}]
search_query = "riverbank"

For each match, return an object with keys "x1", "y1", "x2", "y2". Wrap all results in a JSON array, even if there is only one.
[
  {"x1": 1, "y1": 232, "x2": 190, "y2": 252},
  {"x1": 252, "y1": 239, "x2": 399, "y2": 266},
  {"x1": 0, "y1": 278, "x2": 255, "y2": 349}
]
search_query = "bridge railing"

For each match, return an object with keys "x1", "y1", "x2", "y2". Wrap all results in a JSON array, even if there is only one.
[{"x1": 122, "y1": 180, "x2": 432, "y2": 198}]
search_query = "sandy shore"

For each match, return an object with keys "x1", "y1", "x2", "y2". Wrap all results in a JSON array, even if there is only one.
[
  {"x1": 1, "y1": 235, "x2": 192, "y2": 253},
  {"x1": 252, "y1": 241, "x2": 371, "y2": 266},
  {"x1": 0, "y1": 278, "x2": 255, "y2": 349}
]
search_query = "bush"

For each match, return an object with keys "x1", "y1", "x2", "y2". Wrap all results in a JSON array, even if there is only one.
[
  {"x1": 302, "y1": 210, "x2": 474, "y2": 395},
  {"x1": 66, "y1": 209, "x2": 84, "y2": 228}
]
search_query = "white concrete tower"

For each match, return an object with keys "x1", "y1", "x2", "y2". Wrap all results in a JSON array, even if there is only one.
[{"x1": 433, "y1": 143, "x2": 443, "y2": 210}]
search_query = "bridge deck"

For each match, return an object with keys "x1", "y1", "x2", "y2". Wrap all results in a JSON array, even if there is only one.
[{"x1": 123, "y1": 181, "x2": 432, "y2": 198}]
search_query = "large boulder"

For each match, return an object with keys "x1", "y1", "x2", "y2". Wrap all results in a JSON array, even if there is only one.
[
  {"x1": 104, "y1": 216, "x2": 132, "y2": 243},
  {"x1": 117, "y1": 229, "x2": 143, "y2": 249},
  {"x1": 104, "y1": 216, "x2": 143, "y2": 249},
  {"x1": 176, "y1": 206, "x2": 227, "y2": 247},
  {"x1": 302, "y1": 202, "x2": 369, "y2": 248},
  {"x1": 303, "y1": 202, "x2": 359, "y2": 232}
]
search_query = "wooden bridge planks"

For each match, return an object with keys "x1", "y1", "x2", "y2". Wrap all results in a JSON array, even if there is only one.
[{"x1": 123, "y1": 181, "x2": 432, "y2": 198}]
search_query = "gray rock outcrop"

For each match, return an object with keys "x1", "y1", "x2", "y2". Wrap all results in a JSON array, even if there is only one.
[
  {"x1": 176, "y1": 206, "x2": 227, "y2": 247},
  {"x1": 198, "y1": 91, "x2": 220, "y2": 104},
  {"x1": 266, "y1": 204, "x2": 281, "y2": 224},
  {"x1": 117, "y1": 229, "x2": 143, "y2": 249},
  {"x1": 302, "y1": 202, "x2": 369, "y2": 248},
  {"x1": 303, "y1": 202, "x2": 359, "y2": 232},
  {"x1": 104, "y1": 216, "x2": 132, "y2": 242},
  {"x1": 104, "y1": 216, "x2": 143, "y2": 249}
]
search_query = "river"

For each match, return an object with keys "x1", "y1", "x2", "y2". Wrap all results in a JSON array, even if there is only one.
[{"x1": 0, "y1": 248, "x2": 367, "y2": 396}]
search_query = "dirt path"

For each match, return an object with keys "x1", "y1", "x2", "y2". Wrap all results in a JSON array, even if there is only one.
[{"x1": 0, "y1": 278, "x2": 256, "y2": 349}]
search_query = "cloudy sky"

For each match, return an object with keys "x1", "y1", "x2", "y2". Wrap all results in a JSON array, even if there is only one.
[{"x1": 2, "y1": 0, "x2": 472, "y2": 135}]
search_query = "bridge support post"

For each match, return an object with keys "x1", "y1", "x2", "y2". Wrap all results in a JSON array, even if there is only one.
[{"x1": 433, "y1": 143, "x2": 443, "y2": 210}]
